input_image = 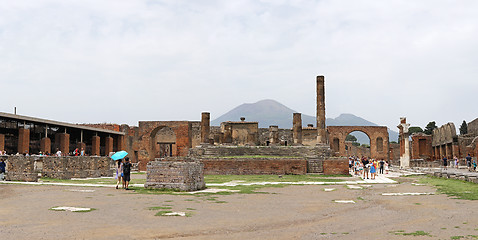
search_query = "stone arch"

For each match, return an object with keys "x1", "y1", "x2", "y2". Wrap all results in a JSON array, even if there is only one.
[
  {"x1": 150, "y1": 126, "x2": 177, "y2": 158},
  {"x1": 327, "y1": 126, "x2": 389, "y2": 160}
]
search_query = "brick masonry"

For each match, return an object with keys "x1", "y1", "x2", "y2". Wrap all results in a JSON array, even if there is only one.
[
  {"x1": 145, "y1": 160, "x2": 205, "y2": 191},
  {"x1": 18, "y1": 128, "x2": 30, "y2": 154},
  {"x1": 202, "y1": 158, "x2": 307, "y2": 175},
  {"x1": 0, "y1": 134, "x2": 4, "y2": 151},
  {"x1": 322, "y1": 158, "x2": 349, "y2": 175}
]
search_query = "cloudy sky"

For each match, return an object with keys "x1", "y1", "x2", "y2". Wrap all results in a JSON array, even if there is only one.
[{"x1": 1, "y1": 0, "x2": 477, "y2": 131}]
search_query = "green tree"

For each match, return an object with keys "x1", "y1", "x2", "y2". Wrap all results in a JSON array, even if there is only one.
[
  {"x1": 459, "y1": 120, "x2": 468, "y2": 135},
  {"x1": 352, "y1": 142, "x2": 360, "y2": 147},
  {"x1": 409, "y1": 126, "x2": 423, "y2": 135},
  {"x1": 424, "y1": 121, "x2": 437, "y2": 135},
  {"x1": 346, "y1": 134, "x2": 357, "y2": 142}
]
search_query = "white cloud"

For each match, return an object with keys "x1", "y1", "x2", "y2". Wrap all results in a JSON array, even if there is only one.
[{"x1": 0, "y1": 0, "x2": 477, "y2": 129}]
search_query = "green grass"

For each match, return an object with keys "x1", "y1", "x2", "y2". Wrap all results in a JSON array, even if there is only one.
[
  {"x1": 204, "y1": 174, "x2": 347, "y2": 184},
  {"x1": 155, "y1": 210, "x2": 173, "y2": 216},
  {"x1": 357, "y1": 197, "x2": 364, "y2": 201},
  {"x1": 450, "y1": 236, "x2": 464, "y2": 239},
  {"x1": 148, "y1": 206, "x2": 172, "y2": 210},
  {"x1": 216, "y1": 155, "x2": 302, "y2": 159},
  {"x1": 414, "y1": 203, "x2": 422, "y2": 205},
  {"x1": 389, "y1": 230, "x2": 430, "y2": 236},
  {"x1": 417, "y1": 176, "x2": 478, "y2": 200},
  {"x1": 186, "y1": 208, "x2": 196, "y2": 210}
]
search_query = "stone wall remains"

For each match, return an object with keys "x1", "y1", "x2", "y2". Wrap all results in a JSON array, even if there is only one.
[
  {"x1": 202, "y1": 158, "x2": 307, "y2": 175},
  {"x1": 3, "y1": 155, "x2": 112, "y2": 181},
  {"x1": 145, "y1": 160, "x2": 205, "y2": 191},
  {"x1": 323, "y1": 158, "x2": 349, "y2": 175}
]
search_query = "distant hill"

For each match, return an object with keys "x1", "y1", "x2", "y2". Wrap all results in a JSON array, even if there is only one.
[{"x1": 211, "y1": 99, "x2": 399, "y2": 143}]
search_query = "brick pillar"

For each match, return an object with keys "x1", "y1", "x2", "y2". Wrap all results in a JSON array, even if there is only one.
[
  {"x1": 59, "y1": 133, "x2": 70, "y2": 155},
  {"x1": 92, "y1": 136, "x2": 100, "y2": 156},
  {"x1": 77, "y1": 142, "x2": 86, "y2": 155},
  {"x1": 115, "y1": 135, "x2": 124, "y2": 151},
  {"x1": 316, "y1": 75, "x2": 327, "y2": 144},
  {"x1": 40, "y1": 137, "x2": 51, "y2": 155},
  {"x1": 105, "y1": 136, "x2": 113, "y2": 156},
  {"x1": 293, "y1": 113, "x2": 302, "y2": 144},
  {"x1": 0, "y1": 134, "x2": 4, "y2": 152},
  {"x1": 18, "y1": 128, "x2": 30, "y2": 154},
  {"x1": 452, "y1": 144, "x2": 460, "y2": 158},
  {"x1": 201, "y1": 112, "x2": 210, "y2": 144}
]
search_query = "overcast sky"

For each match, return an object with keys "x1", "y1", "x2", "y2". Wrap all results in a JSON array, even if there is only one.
[{"x1": 1, "y1": 0, "x2": 477, "y2": 131}]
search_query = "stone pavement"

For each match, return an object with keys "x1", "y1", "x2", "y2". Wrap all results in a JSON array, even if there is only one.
[{"x1": 408, "y1": 167, "x2": 478, "y2": 183}]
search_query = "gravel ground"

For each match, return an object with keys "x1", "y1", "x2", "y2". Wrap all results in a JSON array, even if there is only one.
[{"x1": 1, "y1": 176, "x2": 478, "y2": 240}]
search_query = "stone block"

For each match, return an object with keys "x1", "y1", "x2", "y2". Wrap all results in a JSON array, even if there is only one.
[{"x1": 145, "y1": 160, "x2": 205, "y2": 191}]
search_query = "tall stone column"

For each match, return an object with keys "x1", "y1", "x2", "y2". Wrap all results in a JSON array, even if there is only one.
[
  {"x1": 0, "y1": 134, "x2": 4, "y2": 152},
  {"x1": 397, "y1": 117, "x2": 410, "y2": 168},
  {"x1": 18, "y1": 128, "x2": 30, "y2": 154},
  {"x1": 105, "y1": 136, "x2": 114, "y2": 156},
  {"x1": 316, "y1": 76, "x2": 327, "y2": 144},
  {"x1": 40, "y1": 137, "x2": 51, "y2": 155},
  {"x1": 293, "y1": 113, "x2": 302, "y2": 144},
  {"x1": 92, "y1": 136, "x2": 100, "y2": 156},
  {"x1": 201, "y1": 112, "x2": 210, "y2": 144},
  {"x1": 59, "y1": 133, "x2": 70, "y2": 155}
]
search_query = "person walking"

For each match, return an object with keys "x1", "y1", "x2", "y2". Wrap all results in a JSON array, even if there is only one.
[
  {"x1": 362, "y1": 157, "x2": 370, "y2": 179},
  {"x1": 370, "y1": 160, "x2": 376, "y2": 180},
  {"x1": 443, "y1": 156, "x2": 448, "y2": 170},
  {"x1": 454, "y1": 156, "x2": 459, "y2": 168},
  {"x1": 466, "y1": 154, "x2": 472, "y2": 171},
  {"x1": 122, "y1": 157, "x2": 132, "y2": 190},
  {"x1": 0, "y1": 159, "x2": 6, "y2": 181},
  {"x1": 115, "y1": 159, "x2": 123, "y2": 189},
  {"x1": 379, "y1": 159, "x2": 385, "y2": 174}
]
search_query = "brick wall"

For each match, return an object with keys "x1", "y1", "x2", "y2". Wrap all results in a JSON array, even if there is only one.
[
  {"x1": 145, "y1": 160, "x2": 205, "y2": 191},
  {"x1": 202, "y1": 158, "x2": 307, "y2": 175},
  {"x1": 322, "y1": 158, "x2": 349, "y2": 175}
]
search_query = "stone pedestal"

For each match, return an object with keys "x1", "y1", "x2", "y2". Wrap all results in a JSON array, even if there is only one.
[
  {"x1": 145, "y1": 160, "x2": 205, "y2": 191},
  {"x1": 18, "y1": 128, "x2": 30, "y2": 154}
]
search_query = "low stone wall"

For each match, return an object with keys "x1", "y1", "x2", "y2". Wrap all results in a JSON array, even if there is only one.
[
  {"x1": 190, "y1": 145, "x2": 331, "y2": 159},
  {"x1": 323, "y1": 158, "x2": 349, "y2": 175},
  {"x1": 428, "y1": 171, "x2": 478, "y2": 184},
  {"x1": 2, "y1": 156, "x2": 113, "y2": 181},
  {"x1": 202, "y1": 158, "x2": 307, "y2": 175},
  {"x1": 4, "y1": 156, "x2": 38, "y2": 182},
  {"x1": 145, "y1": 160, "x2": 205, "y2": 191},
  {"x1": 307, "y1": 159, "x2": 323, "y2": 173}
]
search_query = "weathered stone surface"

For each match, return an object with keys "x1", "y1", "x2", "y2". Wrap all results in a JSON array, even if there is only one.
[
  {"x1": 323, "y1": 158, "x2": 349, "y2": 175},
  {"x1": 145, "y1": 160, "x2": 205, "y2": 191},
  {"x1": 202, "y1": 158, "x2": 307, "y2": 175}
]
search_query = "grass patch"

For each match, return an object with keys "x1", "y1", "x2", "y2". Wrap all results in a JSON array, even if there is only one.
[
  {"x1": 342, "y1": 232, "x2": 350, "y2": 235},
  {"x1": 204, "y1": 174, "x2": 347, "y2": 184},
  {"x1": 164, "y1": 200, "x2": 174, "y2": 202},
  {"x1": 214, "y1": 201, "x2": 227, "y2": 203},
  {"x1": 184, "y1": 199, "x2": 194, "y2": 201},
  {"x1": 357, "y1": 197, "x2": 364, "y2": 201},
  {"x1": 186, "y1": 208, "x2": 196, "y2": 210},
  {"x1": 417, "y1": 176, "x2": 478, "y2": 200},
  {"x1": 450, "y1": 236, "x2": 464, "y2": 239},
  {"x1": 163, "y1": 204, "x2": 173, "y2": 206},
  {"x1": 217, "y1": 155, "x2": 302, "y2": 159},
  {"x1": 455, "y1": 226, "x2": 460, "y2": 229},
  {"x1": 414, "y1": 203, "x2": 422, "y2": 205},
  {"x1": 389, "y1": 230, "x2": 430, "y2": 236},
  {"x1": 155, "y1": 210, "x2": 173, "y2": 216},
  {"x1": 148, "y1": 206, "x2": 172, "y2": 210},
  {"x1": 467, "y1": 235, "x2": 478, "y2": 239}
]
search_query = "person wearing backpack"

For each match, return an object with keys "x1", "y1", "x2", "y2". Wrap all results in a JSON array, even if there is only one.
[{"x1": 122, "y1": 157, "x2": 132, "y2": 190}]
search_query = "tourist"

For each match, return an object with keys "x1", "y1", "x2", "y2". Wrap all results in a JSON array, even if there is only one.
[
  {"x1": 122, "y1": 157, "x2": 132, "y2": 190},
  {"x1": 73, "y1": 148, "x2": 79, "y2": 156},
  {"x1": 443, "y1": 156, "x2": 448, "y2": 170},
  {"x1": 362, "y1": 157, "x2": 370, "y2": 179},
  {"x1": 0, "y1": 158, "x2": 6, "y2": 181},
  {"x1": 80, "y1": 148, "x2": 85, "y2": 156},
  {"x1": 115, "y1": 159, "x2": 123, "y2": 189},
  {"x1": 466, "y1": 154, "x2": 472, "y2": 171},
  {"x1": 370, "y1": 159, "x2": 376, "y2": 180},
  {"x1": 55, "y1": 148, "x2": 62, "y2": 157},
  {"x1": 379, "y1": 159, "x2": 385, "y2": 174},
  {"x1": 454, "y1": 156, "x2": 459, "y2": 168},
  {"x1": 385, "y1": 161, "x2": 389, "y2": 174},
  {"x1": 349, "y1": 158, "x2": 353, "y2": 173},
  {"x1": 473, "y1": 160, "x2": 477, "y2": 172}
]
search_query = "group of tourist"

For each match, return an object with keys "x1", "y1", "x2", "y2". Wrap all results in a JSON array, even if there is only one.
[
  {"x1": 349, "y1": 156, "x2": 389, "y2": 180},
  {"x1": 442, "y1": 154, "x2": 477, "y2": 171},
  {"x1": 115, "y1": 157, "x2": 132, "y2": 190}
]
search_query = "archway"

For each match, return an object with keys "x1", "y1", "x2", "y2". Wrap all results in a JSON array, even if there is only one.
[
  {"x1": 327, "y1": 126, "x2": 389, "y2": 160},
  {"x1": 150, "y1": 126, "x2": 177, "y2": 158},
  {"x1": 345, "y1": 131, "x2": 371, "y2": 158}
]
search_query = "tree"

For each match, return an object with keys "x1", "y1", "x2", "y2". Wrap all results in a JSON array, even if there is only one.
[
  {"x1": 459, "y1": 120, "x2": 468, "y2": 135},
  {"x1": 409, "y1": 126, "x2": 424, "y2": 135},
  {"x1": 346, "y1": 134, "x2": 357, "y2": 142},
  {"x1": 424, "y1": 121, "x2": 437, "y2": 135}
]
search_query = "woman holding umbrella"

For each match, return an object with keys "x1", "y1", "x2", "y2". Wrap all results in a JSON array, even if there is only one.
[
  {"x1": 115, "y1": 159, "x2": 123, "y2": 189},
  {"x1": 111, "y1": 151, "x2": 129, "y2": 189}
]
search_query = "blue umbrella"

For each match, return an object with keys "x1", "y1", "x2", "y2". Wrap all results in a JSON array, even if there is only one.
[{"x1": 111, "y1": 151, "x2": 128, "y2": 161}]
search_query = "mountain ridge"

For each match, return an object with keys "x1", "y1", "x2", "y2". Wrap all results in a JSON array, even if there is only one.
[{"x1": 211, "y1": 99, "x2": 399, "y2": 144}]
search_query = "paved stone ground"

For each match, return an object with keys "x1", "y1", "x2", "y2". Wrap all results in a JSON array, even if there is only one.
[{"x1": 1, "y1": 173, "x2": 478, "y2": 240}]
